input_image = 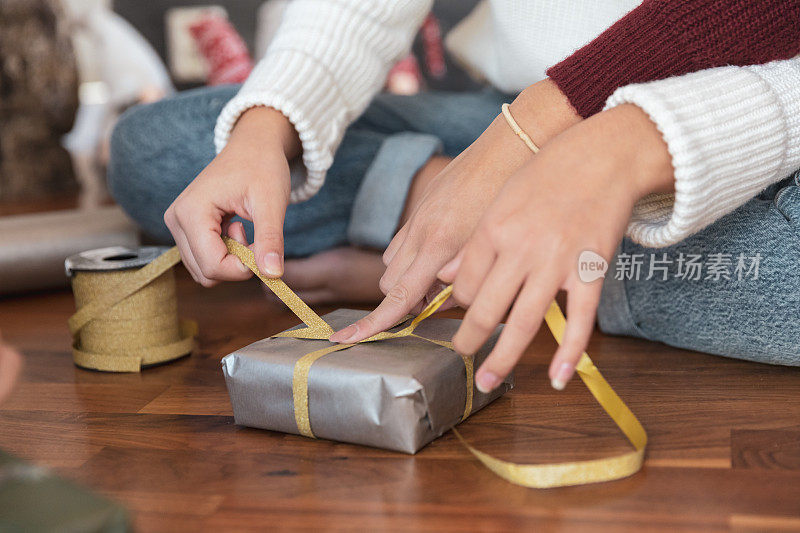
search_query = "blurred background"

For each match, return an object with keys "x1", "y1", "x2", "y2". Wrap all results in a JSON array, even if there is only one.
[
  {"x1": 0, "y1": 0, "x2": 479, "y2": 295},
  {"x1": 0, "y1": 0, "x2": 481, "y2": 208}
]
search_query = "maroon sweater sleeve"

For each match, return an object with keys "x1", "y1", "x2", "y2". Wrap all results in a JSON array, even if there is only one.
[{"x1": 546, "y1": 0, "x2": 800, "y2": 118}]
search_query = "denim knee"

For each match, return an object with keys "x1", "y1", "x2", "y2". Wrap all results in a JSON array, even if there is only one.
[
  {"x1": 108, "y1": 103, "x2": 174, "y2": 242},
  {"x1": 108, "y1": 103, "x2": 151, "y2": 197}
]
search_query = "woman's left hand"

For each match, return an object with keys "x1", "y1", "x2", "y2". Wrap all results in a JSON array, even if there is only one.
[{"x1": 439, "y1": 104, "x2": 674, "y2": 392}]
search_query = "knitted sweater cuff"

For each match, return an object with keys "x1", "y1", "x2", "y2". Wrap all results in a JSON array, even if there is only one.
[
  {"x1": 605, "y1": 60, "x2": 800, "y2": 248},
  {"x1": 214, "y1": 49, "x2": 346, "y2": 203}
]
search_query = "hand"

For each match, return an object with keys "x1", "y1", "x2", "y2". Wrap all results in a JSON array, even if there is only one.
[
  {"x1": 439, "y1": 104, "x2": 674, "y2": 392},
  {"x1": 164, "y1": 107, "x2": 300, "y2": 286},
  {"x1": 331, "y1": 79, "x2": 580, "y2": 343},
  {"x1": 0, "y1": 331, "x2": 22, "y2": 404}
]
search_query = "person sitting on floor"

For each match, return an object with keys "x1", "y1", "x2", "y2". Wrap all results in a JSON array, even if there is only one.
[{"x1": 109, "y1": 0, "x2": 800, "y2": 393}]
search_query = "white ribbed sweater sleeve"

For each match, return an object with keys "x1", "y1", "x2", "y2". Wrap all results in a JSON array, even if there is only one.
[
  {"x1": 604, "y1": 57, "x2": 800, "y2": 248},
  {"x1": 214, "y1": 0, "x2": 432, "y2": 202}
]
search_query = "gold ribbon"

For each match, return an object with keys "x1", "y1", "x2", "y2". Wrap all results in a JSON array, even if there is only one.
[
  {"x1": 68, "y1": 247, "x2": 197, "y2": 372},
  {"x1": 223, "y1": 238, "x2": 472, "y2": 436},
  {"x1": 223, "y1": 237, "x2": 647, "y2": 488}
]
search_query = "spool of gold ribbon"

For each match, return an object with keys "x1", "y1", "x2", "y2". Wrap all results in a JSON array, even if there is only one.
[
  {"x1": 66, "y1": 246, "x2": 197, "y2": 372},
  {"x1": 222, "y1": 237, "x2": 647, "y2": 489}
]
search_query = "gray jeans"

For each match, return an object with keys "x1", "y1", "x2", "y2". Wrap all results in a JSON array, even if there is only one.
[{"x1": 108, "y1": 85, "x2": 800, "y2": 367}]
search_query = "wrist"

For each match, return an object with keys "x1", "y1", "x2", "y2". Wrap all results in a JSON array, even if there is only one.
[
  {"x1": 228, "y1": 106, "x2": 302, "y2": 160},
  {"x1": 509, "y1": 79, "x2": 582, "y2": 148},
  {"x1": 597, "y1": 104, "x2": 675, "y2": 199}
]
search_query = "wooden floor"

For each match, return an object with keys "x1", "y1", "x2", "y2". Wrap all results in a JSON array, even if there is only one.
[{"x1": 1, "y1": 268, "x2": 799, "y2": 532}]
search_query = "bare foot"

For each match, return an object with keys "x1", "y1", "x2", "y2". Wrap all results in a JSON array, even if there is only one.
[
  {"x1": 266, "y1": 155, "x2": 454, "y2": 306},
  {"x1": 274, "y1": 247, "x2": 386, "y2": 305}
]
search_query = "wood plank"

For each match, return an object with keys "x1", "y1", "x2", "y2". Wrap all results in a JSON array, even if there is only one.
[
  {"x1": 1, "y1": 267, "x2": 799, "y2": 530},
  {"x1": 731, "y1": 428, "x2": 800, "y2": 470},
  {"x1": 138, "y1": 386, "x2": 233, "y2": 416}
]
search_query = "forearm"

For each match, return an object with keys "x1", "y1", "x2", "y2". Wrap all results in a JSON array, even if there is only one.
[{"x1": 548, "y1": 0, "x2": 800, "y2": 118}]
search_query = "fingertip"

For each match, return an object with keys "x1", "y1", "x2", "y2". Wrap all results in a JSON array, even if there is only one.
[
  {"x1": 258, "y1": 251, "x2": 283, "y2": 278},
  {"x1": 227, "y1": 221, "x2": 248, "y2": 245},
  {"x1": 548, "y1": 357, "x2": 575, "y2": 391},
  {"x1": 437, "y1": 254, "x2": 461, "y2": 282},
  {"x1": 475, "y1": 367, "x2": 502, "y2": 393},
  {"x1": 329, "y1": 323, "x2": 358, "y2": 343}
]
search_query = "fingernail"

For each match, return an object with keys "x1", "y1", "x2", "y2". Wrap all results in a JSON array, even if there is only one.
[
  {"x1": 262, "y1": 252, "x2": 283, "y2": 277},
  {"x1": 476, "y1": 370, "x2": 501, "y2": 393},
  {"x1": 236, "y1": 259, "x2": 249, "y2": 273},
  {"x1": 551, "y1": 362, "x2": 573, "y2": 391},
  {"x1": 331, "y1": 324, "x2": 358, "y2": 343}
]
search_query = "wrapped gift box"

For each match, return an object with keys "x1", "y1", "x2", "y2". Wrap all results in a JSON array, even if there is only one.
[{"x1": 222, "y1": 308, "x2": 513, "y2": 453}]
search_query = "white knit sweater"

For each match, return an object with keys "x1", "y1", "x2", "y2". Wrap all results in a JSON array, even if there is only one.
[
  {"x1": 214, "y1": 0, "x2": 639, "y2": 201},
  {"x1": 215, "y1": 0, "x2": 800, "y2": 248},
  {"x1": 606, "y1": 59, "x2": 800, "y2": 247}
]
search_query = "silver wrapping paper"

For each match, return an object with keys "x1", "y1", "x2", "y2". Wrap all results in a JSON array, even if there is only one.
[
  {"x1": 0, "y1": 206, "x2": 138, "y2": 295},
  {"x1": 222, "y1": 309, "x2": 513, "y2": 454}
]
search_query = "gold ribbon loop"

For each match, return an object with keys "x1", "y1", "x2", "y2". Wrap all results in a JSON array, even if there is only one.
[
  {"x1": 223, "y1": 237, "x2": 647, "y2": 487},
  {"x1": 452, "y1": 302, "x2": 647, "y2": 488}
]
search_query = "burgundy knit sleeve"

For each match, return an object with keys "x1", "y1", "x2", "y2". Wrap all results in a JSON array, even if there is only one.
[{"x1": 546, "y1": 0, "x2": 800, "y2": 118}]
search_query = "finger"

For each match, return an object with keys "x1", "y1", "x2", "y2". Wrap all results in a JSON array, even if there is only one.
[
  {"x1": 250, "y1": 182, "x2": 289, "y2": 278},
  {"x1": 410, "y1": 282, "x2": 448, "y2": 315},
  {"x1": 225, "y1": 220, "x2": 248, "y2": 244},
  {"x1": 383, "y1": 222, "x2": 409, "y2": 266},
  {"x1": 173, "y1": 199, "x2": 254, "y2": 283},
  {"x1": 181, "y1": 217, "x2": 250, "y2": 281},
  {"x1": 452, "y1": 258, "x2": 523, "y2": 357},
  {"x1": 226, "y1": 221, "x2": 253, "y2": 277},
  {"x1": 475, "y1": 273, "x2": 559, "y2": 393},
  {"x1": 165, "y1": 209, "x2": 205, "y2": 284},
  {"x1": 378, "y1": 237, "x2": 418, "y2": 295},
  {"x1": 437, "y1": 248, "x2": 464, "y2": 283},
  {"x1": 171, "y1": 220, "x2": 215, "y2": 287},
  {"x1": 330, "y1": 252, "x2": 438, "y2": 343},
  {"x1": 451, "y1": 234, "x2": 495, "y2": 308},
  {"x1": 548, "y1": 282, "x2": 602, "y2": 390}
]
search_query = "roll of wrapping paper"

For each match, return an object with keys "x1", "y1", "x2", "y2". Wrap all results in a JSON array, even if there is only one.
[
  {"x1": 66, "y1": 246, "x2": 197, "y2": 372},
  {"x1": 0, "y1": 206, "x2": 138, "y2": 295}
]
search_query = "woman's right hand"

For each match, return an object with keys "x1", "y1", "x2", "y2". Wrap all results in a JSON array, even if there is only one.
[
  {"x1": 164, "y1": 106, "x2": 301, "y2": 286},
  {"x1": 331, "y1": 79, "x2": 581, "y2": 343}
]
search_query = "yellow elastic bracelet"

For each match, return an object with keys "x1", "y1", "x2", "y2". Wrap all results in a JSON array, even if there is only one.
[{"x1": 501, "y1": 103, "x2": 540, "y2": 153}]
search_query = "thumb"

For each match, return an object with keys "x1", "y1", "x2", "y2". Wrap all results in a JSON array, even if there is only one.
[{"x1": 250, "y1": 183, "x2": 289, "y2": 278}]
